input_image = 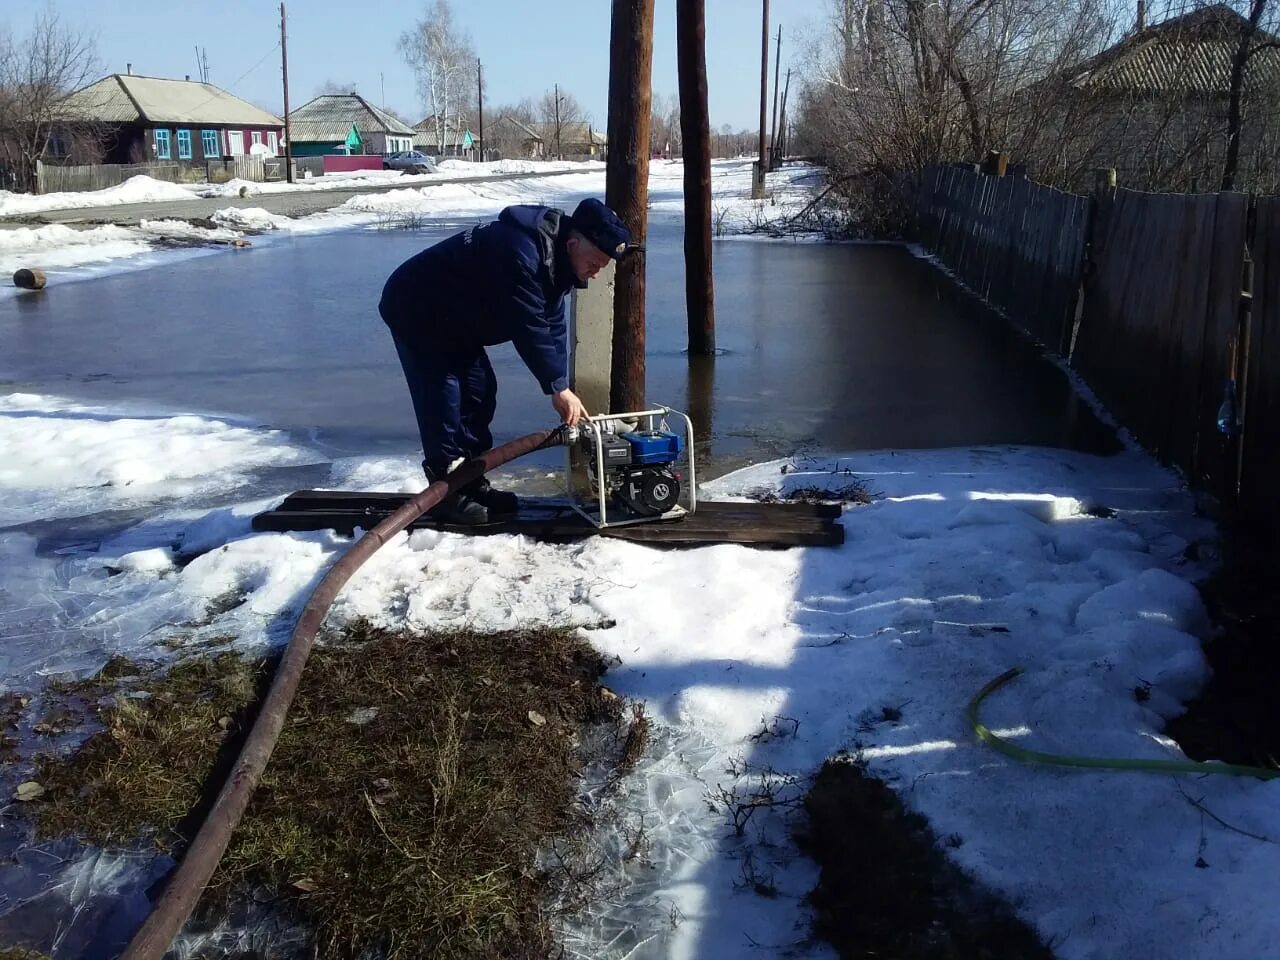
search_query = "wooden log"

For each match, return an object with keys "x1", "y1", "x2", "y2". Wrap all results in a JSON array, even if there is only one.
[{"x1": 13, "y1": 268, "x2": 46, "y2": 290}]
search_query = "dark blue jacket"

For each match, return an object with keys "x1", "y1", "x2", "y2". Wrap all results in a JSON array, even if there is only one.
[{"x1": 379, "y1": 205, "x2": 582, "y2": 395}]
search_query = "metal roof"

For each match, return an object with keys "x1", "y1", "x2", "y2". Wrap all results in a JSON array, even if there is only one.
[
  {"x1": 532, "y1": 121, "x2": 607, "y2": 145},
  {"x1": 1066, "y1": 4, "x2": 1280, "y2": 96},
  {"x1": 287, "y1": 94, "x2": 416, "y2": 142},
  {"x1": 58, "y1": 74, "x2": 282, "y2": 126}
]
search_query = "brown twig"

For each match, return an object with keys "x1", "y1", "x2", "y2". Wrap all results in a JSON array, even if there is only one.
[{"x1": 1176, "y1": 781, "x2": 1274, "y2": 845}]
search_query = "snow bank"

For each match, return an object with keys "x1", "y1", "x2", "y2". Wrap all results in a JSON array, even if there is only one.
[
  {"x1": 0, "y1": 393, "x2": 313, "y2": 526},
  {"x1": 0, "y1": 175, "x2": 193, "y2": 218}
]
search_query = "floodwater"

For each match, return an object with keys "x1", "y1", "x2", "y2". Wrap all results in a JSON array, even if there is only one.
[{"x1": 1, "y1": 220, "x2": 1118, "y2": 482}]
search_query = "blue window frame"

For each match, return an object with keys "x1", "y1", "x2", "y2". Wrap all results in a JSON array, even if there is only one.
[
  {"x1": 176, "y1": 129, "x2": 192, "y2": 160},
  {"x1": 202, "y1": 129, "x2": 220, "y2": 158},
  {"x1": 154, "y1": 129, "x2": 171, "y2": 159}
]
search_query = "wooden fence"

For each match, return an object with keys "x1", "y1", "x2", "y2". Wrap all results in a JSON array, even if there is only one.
[
  {"x1": 36, "y1": 155, "x2": 275, "y2": 194},
  {"x1": 1073, "y1": 190, "x2": 1248, "y2": 502},
  {"x1": 917, "y1": 165, "x2": 1092, "y2": 354},
  {"x1": 1243, "y1": 197, "x2": 1280, "y2": 533},
  {"x1": 917, "y1": 165, "x2": 1278, "y2": 536}
]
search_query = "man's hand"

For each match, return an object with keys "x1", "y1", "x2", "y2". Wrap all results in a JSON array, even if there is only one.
[{"x1": 552, "y1": 388, "x2": 589, "y2": 428}]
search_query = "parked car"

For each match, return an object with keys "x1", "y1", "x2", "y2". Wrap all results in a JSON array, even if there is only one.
[{"x1": 383, "y1": 151, "x2": 438, "y2": 174}]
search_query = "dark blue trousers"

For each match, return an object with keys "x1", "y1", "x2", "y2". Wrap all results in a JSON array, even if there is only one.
[{"x1": 391, "y1": 330, "x2": 497, "y2": 478}]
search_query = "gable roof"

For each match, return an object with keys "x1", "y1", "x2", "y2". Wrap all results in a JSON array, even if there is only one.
[
  {"x1": 531, "y1": 121, "x2": 607, "y2": 146},
  {"x1": 1063, "y1": 4, "x2": 1280, "y2": 96},
  {"x1": 498, "y1": 115, "x2": 542, "y2": 142},
  {"x1": 413, "y1": 117, "x2": 475, "y2": 147},
  {"x1": 287, "y1": 94, "x2": 415, "y2": 143},
  {"x1": 58, "y1": 74, "x2": 282, "y2": 126}
]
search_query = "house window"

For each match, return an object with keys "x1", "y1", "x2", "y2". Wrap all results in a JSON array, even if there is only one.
[
  {"x1": 177, "y1": 129, "x2": 192, "y2": 160},
  {"x1": 252, "y1": 131, "x2": 263, "y2": 147},
  {"x1": 202, "y1": 129, "x2": 220, "y2": 158},
  {"x1": 267, "y1": 131, "x2": 278, "y2": 155},
  {"x1": 48, "y1": 130, "x2": 68, "y2": 158},
  {"x1": 154, "y1": 129, "x2": 171, "y2": 159}
]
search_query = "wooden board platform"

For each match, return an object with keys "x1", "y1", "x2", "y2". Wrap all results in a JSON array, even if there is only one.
[{"x1": 252, "y1": 490, "x2": 845, "y2": 548}]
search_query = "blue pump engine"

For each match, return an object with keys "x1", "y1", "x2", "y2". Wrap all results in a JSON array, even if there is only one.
[{"x1": 582, "y1": 427, "x2": 685, "y2": 517}]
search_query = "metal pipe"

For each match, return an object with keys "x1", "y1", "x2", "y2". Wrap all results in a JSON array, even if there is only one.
[{"x1": 121, "y1": 428, "x2": 563, "y2": 960}]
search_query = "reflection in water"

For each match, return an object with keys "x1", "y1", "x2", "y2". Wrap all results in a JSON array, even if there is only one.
[
  {"x1": 684, "y1": 353, "x2": 716, "y2": 467},
  {"x1": 0, "y1": 226, "x2": 1118, "y2": 480}
]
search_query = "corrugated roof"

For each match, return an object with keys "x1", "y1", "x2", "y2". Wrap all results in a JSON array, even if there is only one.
[
  {"x1": 532, "y1": 121, "x2": 607, "y2": 145},
  {"x1": 58, "y1": 75, "x2": 282, "y2": 125},
  {"x1": 499, "y1": 116, "x2": 542, "y2": 141},
  {"x1": 413, "y1": 117, "x2": 473, "y2": 147},
  {"x1": 287, "y1": 94, "x2": 416, "y2": 142},
  {"x1": 1066, "y1": 4, "x2": 1280, "y2": 95}
]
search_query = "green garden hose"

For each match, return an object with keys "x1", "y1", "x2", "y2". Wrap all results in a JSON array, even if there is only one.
[{"x1": 968, "y1": 667, "x2": 1280, "y2": 780}]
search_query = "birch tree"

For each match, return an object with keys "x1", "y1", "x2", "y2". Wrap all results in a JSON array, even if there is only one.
[{"x1": 398, "y1": 1, "x2": 475, "y2": 154}]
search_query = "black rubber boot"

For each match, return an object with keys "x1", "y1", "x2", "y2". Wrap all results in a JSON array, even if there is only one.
[
  {"x1": 424, "y1": 468, "x2": 489, "y2": 525},
  {"x1": 428, "y1": 492, "x2": 489, "y2": 525},
  {"x1": 466, "y1": 477, "x2": 519, "y2": 515}
]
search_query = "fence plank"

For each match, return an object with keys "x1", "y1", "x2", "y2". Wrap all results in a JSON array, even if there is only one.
[
  {"x1": 1242, "y1": 197, "x2": 1280, "y2": 535},
  {"x1": 1192, "y1": 193, "x2": 1248, "y2": 495}
]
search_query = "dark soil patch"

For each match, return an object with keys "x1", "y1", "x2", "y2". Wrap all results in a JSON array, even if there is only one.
[
  {"x1": 798, "y1": 759, "x2": 1054, "y2": 960},
  {"x1": 1167, "y1": 536, "x2": 1280, "y2": 770},
  {"x1": 752, "y1": 481, "x2": 874, "y2": 506},
  {"x1": 0, "y1": 693, "x2": 27, "y2": 764},
  {"x1": 25, "y1": 621, "x2": 631, "y2": 959}
]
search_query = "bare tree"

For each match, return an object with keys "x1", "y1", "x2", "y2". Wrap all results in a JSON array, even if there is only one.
[
  {"x1": 539, "y1": 85, "x2": 585, "y2": 159},
  {"x1": 1223, "y1": 0, "x2": 1277, "y2": 189},
  {"x1": 315, "y1": 79, "x2": 361, "y2": 97},
  {"x1": 488, "y1": 97, "x2": 537, "y2": 159},
  {"x1": 650, "y1": 91, "x2": 681, "y2": 156},
  {"x1": 0, "y1": 10, "x2": 100, "y2": 193},
  {"x1": 399, "y1": 1, "x2": 476, "y2": 155}
]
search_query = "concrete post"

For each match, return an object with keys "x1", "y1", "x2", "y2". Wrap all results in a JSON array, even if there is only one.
[{"x1": 570, "y1": 260, "x2": 616, "y2": 415}]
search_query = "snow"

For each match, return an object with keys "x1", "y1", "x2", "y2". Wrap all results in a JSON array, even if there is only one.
[
  {"x1": 0, "y1": 223, "x2": 151, "y2": 277},
  {"x1": 0, "y1": 175, "x2": 193, "y2": 217},
  {"x1": 2, "y1": 160, "x2": 1278, "y2": 959}
]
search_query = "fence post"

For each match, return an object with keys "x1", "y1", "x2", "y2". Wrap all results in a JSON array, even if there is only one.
[{"x1": 981, "y1": 151, "x2": 1008, "y2": 177}]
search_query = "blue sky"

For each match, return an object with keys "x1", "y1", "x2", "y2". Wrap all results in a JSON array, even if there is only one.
[{"x1": 13, "y1": 0, "x2": 827, "y2": 129}]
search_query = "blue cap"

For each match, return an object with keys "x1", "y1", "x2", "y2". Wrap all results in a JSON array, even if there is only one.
[{"x1": 570, "y1": 198, "x2": 634, "y2": 258}]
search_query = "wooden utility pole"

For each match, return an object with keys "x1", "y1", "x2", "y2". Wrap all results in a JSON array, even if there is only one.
[
  {"x1": 280, "y1": 2, "x2": 293, "y2": 183},
  {"x1": 678, "y1": 0, "x2": 715, "y2": 356},
  {"x1": 778, "y1": 68, "x2": 792, "y2": 159},
  {"x1": 606, "y1": 0, "x2": 655, "y2": 412},
  {"x1": 554, "y1": 82, "x2": 562, "y2": 159},
  {"x1": 768, "y1": 25, "x2": 782, "y2": 167},
  {"x1": 477, "y1": 59, "x2": 484, "y2": 161},
  {"x1": 752, "y1": 0, "x2": 770, "y2": 198}
]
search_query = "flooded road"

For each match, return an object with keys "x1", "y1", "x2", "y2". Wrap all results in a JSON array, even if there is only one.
[{"x1": 1, "y1": 220, "x2": 1117, "y2": 480}]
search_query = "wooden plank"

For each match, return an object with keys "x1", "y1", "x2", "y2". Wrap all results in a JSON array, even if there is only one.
[
  {"x1": 252, "y1": 493, "x2": 846, "y2": 548},
  {"x1": 1161, "y1": 195, "x2": 1216, "y2": 470},
  {"x1": 275, "y1": 490, "x2": 842, "y2": 519},
  {"x1": 1241, "y1": 196, "x2": 1280, "y2": 536},
  {"x1": 1193, "y1": 192, "x2": 1247, "y2": 494}
]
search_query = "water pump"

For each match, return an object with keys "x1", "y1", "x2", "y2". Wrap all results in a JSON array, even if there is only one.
[{"x1": 565, "y1": 407, "x2": 696, "y2": 528}]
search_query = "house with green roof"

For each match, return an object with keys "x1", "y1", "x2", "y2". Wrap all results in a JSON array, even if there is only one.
[{"x1": 287, "y1": 94, "x2": 415, "y2": 157}]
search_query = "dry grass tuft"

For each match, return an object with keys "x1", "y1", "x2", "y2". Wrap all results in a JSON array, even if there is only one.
[{"x1": 28, "y1": 621, "x2": 628, "y2": 959}]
